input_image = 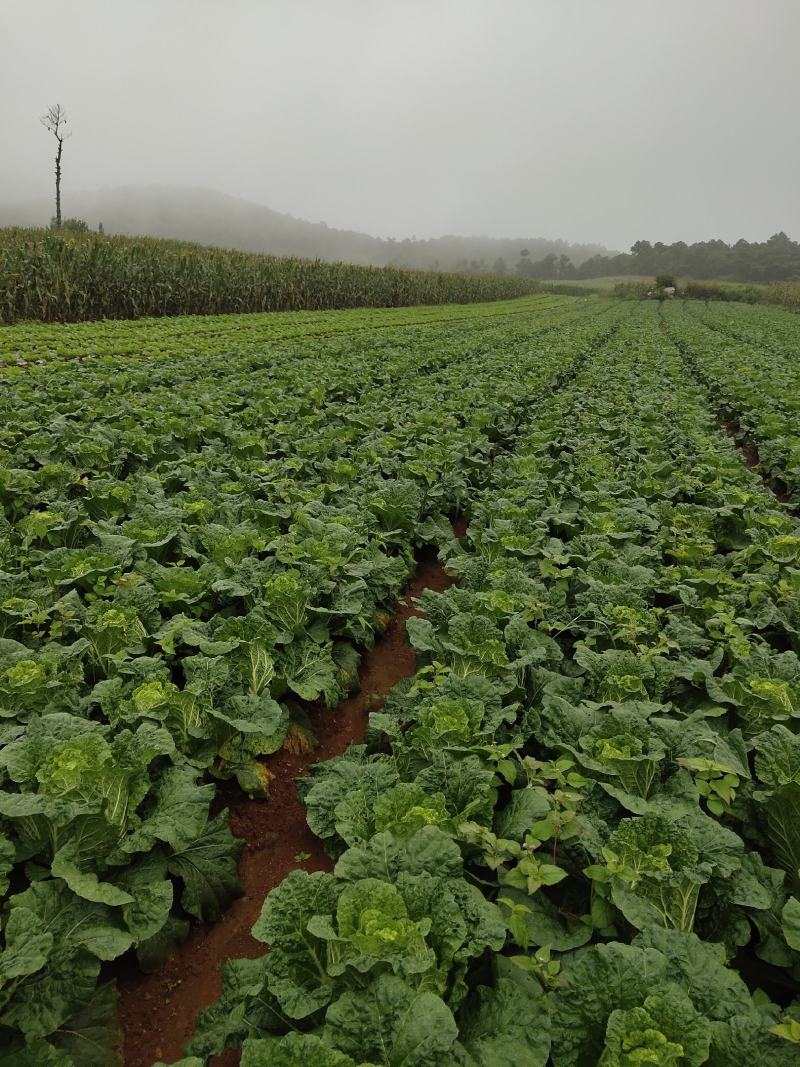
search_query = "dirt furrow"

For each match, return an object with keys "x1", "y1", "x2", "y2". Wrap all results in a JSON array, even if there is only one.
[
  {"x1": 664, "y1": 325, "x2": 796, "y2": 509},
  {"x1": 719, "y1": 415, "x2": 794, "y2": 506},
  {"x1": 117, "y1": 530, "x2": 464, "y2": 1067}
]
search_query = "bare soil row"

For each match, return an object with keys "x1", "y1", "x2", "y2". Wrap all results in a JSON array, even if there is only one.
[{"x1": 117, "y1": 529, "x2": 464, "y2": 1067}]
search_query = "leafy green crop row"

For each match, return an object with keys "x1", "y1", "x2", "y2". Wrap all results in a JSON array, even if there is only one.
[
  {"x1": 0, "y1": 228, "x2": 548, "y2": 325},
  {"x1": 0, "y1": 294, "x2": 566, "y2": 366},
  {"x1": 178, "y1": 305, "x2": 800, "y2": 1067},
  {"x1": 682, "y1": 297, "x2": 800, "y2": 352},
  {"x1": 0, "y1": 299, "x2": 618, "y2": 1063},
  {"x1": 664, "y1": 302, "x2": 800, "y2": 499}
]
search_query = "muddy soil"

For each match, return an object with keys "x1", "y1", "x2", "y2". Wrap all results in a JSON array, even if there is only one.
[
  {"x1": 118, "y1": 530, "x2": 464, "y2": 1067},
  {"x1": 720, "y1": 417, "x2": 797, "y2": 506}
]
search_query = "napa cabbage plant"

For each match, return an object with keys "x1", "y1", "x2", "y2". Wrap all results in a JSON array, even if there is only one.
[
  {"x1": 585, "y1": 814, "x2": 721, "y2": 932},
  {"x1": 707, "y1": 644, "x2": 800, "y2": 736}
]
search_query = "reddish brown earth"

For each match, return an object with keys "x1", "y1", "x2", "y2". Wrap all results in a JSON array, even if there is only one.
[
  {"x1": 739, "y1": 442, "x2": 760, "y2": 469},
  {"x1": 720, "y1": 418, "x2": 796, "y2": 506},
  {"x1": 118, "y1": 528, "x2": 465, "y2": 1067}
]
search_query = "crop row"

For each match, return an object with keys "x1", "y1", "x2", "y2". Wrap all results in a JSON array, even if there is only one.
[
  {"x1": 664, "y1": 303, "x2": 800, "y2": 500},
  {"x1": 0, "y1": 294, "x2": 569, "y2": 366},
  {"x1": 181, "y1": 307, "x2": 800, "y2": 1066},
  {"x1": 685, "y1": 297, "x2": 800, "y2": 353},
  {"x1": 0, "y1": 228, "x2": 547, "y2": 325},
  {"x1": 0, "y1": 300, "x2": 621, "y2": 1063}
]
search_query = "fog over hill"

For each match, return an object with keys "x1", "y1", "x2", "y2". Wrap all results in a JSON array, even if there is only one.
[{"x1": 0, "y1": 186, "x2": 612, "y2": 272}]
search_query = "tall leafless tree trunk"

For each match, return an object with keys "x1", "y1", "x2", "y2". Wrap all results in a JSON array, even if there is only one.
[{"x1": 40, "y1": 104, "x2": 70, "y2": 228}]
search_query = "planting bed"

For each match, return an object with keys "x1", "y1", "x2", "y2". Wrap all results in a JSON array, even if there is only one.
[
  {"x1": 118, "y1": 538, "x2": 462, "y2": 1066},
  {"x1": 2, "y1": 295, "x2": 800, "y2": 1066}
]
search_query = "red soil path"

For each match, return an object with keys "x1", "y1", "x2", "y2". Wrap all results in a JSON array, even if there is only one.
[{"x1": 118, "y1": 529, "x2": 464, "y2": 1067}]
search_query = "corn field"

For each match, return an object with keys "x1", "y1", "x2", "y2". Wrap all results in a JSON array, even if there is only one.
[
  {"x1": 0, "y1": 227, "x2": 543, "y2": 323},
  {"x1": 763, "y1": 281, "x2": 800, "y2": 311}
]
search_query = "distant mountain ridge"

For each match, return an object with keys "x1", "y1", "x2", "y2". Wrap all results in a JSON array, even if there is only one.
[{"x1": 0, "y1": 185, "x2": 611, "y2": 270}]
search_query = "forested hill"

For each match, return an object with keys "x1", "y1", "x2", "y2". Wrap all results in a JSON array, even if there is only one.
[{"x1": 0, "y1": 185, "x2": 608, "y2": 271}]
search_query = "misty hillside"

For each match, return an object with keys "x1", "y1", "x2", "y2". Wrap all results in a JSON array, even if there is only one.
[{"x1": 0, "y1": 186, "x2": 611, "y2": 271}]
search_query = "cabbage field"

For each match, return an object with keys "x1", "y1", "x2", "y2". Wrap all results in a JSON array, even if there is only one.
[{"x1": 1, "y1": 294, "x2": 800, "y2": 1066}]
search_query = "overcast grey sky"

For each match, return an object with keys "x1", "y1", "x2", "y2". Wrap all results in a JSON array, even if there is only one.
[{"x1": 2, "y1": 0, "x2": 798, "y2": 249}]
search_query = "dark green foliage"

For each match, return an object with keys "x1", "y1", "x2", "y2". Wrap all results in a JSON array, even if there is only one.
[
  {"x1": 0, "y1": 298, "x2": 612, "y2": 1063},
  {"x1": 580, "y1": 231, "x2": 800, "y2": 284},
  {"x1": 186, "y1": 303, "x2": 800, "y2": 1064}
]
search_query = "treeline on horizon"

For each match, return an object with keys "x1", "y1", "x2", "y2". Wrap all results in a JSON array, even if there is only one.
[
  {"x1": 0, "y1": 226, "x2": 545, "y2": 324},
  {"x1": 516, "y1": 231, "x2": 800, "y2": 284}
]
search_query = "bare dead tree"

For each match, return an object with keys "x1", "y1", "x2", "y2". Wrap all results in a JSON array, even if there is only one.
[{"x1": 40, "y1": 104, "x2": 70, "y2": 228}]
